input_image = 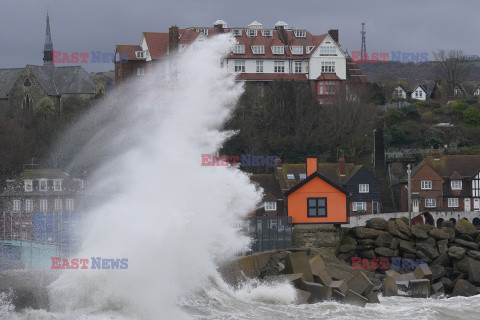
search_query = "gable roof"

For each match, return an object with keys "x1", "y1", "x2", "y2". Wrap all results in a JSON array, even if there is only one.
[
  {"x1": 284, "y1": 171, "x2": 349, "y2": 196},
  {"x1": 412, "y1": 155, "x2": 480, "y2": 179},
  {"x1": 0, "y1": 68, "x2": 24, "y2": 99},
  {"x1": 115, "y1": 45, "x2": 143, "y2": 61},
  {"x1": 250, "y1": 174, "x2": 283, "y2": 200},
  {"x1": 28, "y1": 65, "x2": 94, "y2": 96}
]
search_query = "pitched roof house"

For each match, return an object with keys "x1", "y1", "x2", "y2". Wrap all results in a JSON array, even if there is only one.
[
  {"x1": 114, "y1": 20, "x2": 369, "y2": 103},
  {"x1": 411, "y1": 84, "x2": 427, "y2": 101}
]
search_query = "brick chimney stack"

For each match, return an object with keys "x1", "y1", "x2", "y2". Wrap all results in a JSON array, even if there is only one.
[
  {"x1": 328, "y1": 29, "x2": 339, "y2": 42},
  {"x1": 169, "y1": 26, "x2": 179, "y2": 53},
  {"x1": 306, "y1": 157, "x2": 318, "y2": 177},
  {"x1": 214, "y1": 24, "x2": 224, "y2": 33},
  {"x1": 275, "y1": 157, "x2": 282, "y2": 169},
  {"x1": 338, "y1": 156, "x2": 346, "y2": 176},
  {"x1": 277, "y1": 26, "x2": 289, "y2": 46},
  {"x1": 432, "y1": 149, "x2": 440, "y2": 161}
]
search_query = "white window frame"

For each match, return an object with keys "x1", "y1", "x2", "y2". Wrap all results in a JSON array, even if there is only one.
[
  {"x1": 66, "y1": 199, "x2": 74, "y2": 211},
  {"x1": 195, "y1": 28, "x2": 208, "y2": 36},
  {"x1": 53, "y1": 179, "x2": 62, "y2": 191},
  {"x1": 294, "y1": 61, "x2": 302, "y2": 73},
  {"x1": 251, "y1": 45, "x2": 265, "y2": 55},
  {"x1": 352, "y1": 202, "x2": 367, "y2": 211},
  {"x1": 451, "y1": 180, "x2": 462, "y2": 190},
  {"x1": 54, "y1": 199, "x2": 62, "y2": 212},
  {"x1": 233, "y1": 45, "x2": 245, "y2": 54},
  {"x1": 321, "y1": 61, "x2": 335, "y2": 73},
  {"x1": 290, "y1": 46, "x2": 303, "y2": 55},
  {"x1": 299, "y1": 173, "x2": 307, "y2": 179},
  {"x1": 246, "y1": 29, "x2": 257, "y2": 37},
  {"x1": 421, "y1": 180, "x2": 432, "y2": 190},
  {"x1": 271, "y1": 46, "x2": 284, "y2": 55},
  {"x1": 448, "y1": 198, "x2": 459, "y2": 208},
  {"x1": 359, "y1": 184, "x2": 370, "y2": 193},
  {"x1": 24, "y1": 180, "x2": 33, "y2": 192},
  {"x1": 274, "y1": 61, "x2": 285, "y2": 73},
  {"x1": 234, "y1": 60, "x2": 245, "y2": 73},
  {"x1": 319, "y1": 46, "x2": 336, "y2": 55},
  {"x1": 40, "y1": 199, "x2": 48, "y2": 212},
  {"x1": 425, "y1": 198, "x2": 436, "y2": 208},
  {"x1": 13, "y1": 200, "x2": 21, "y2": 212},
  {"x1": 265, "y1": 201, "x2": 277, "y2": 211},
  {"x1": 287, "y1": 174, "x2": 295, "y2": 180},
  {"x1": 261, "y1": 30, "x2": 273, "y2": 37},
  {"x1": 39, "y1": 179, "x2": 48, "y2": 191},
  {"x1": 294, "y1": 30, "x2": 306, "y2": 38},
  {"x1": 306, "y1": 46, "x2": 315, "y2": 54},
  {"x1": 136, "y1": 68, "x2": 145, "y2": 76},
  {"x1": 231, "y1": 29, "x2": 242, "y2": 37},
  {"x1": 25, "y1": 199, "x2": 33, "y2": 212},
  {"x1": 256, "y1": 60, "x2": 263, "y2": 73}
]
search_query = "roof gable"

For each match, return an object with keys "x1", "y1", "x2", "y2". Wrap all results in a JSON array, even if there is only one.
[
  {"x1": 284, "y1": 171, "x2": 349, "y2": 197},
  {"x1": 0, "y1": 68, "x2": 24, "y2": 99}
]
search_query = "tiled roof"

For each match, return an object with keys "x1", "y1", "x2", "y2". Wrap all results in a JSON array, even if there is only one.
[
  {"x1": 413, "y1": 155, "x2": 480, "y2": 178},
  {"x1": 316, "y1": 73, "x2": 341, "y2": 80},
  {"x1": 236, "y1": 73, "x2": 308, "y2": 81},
  {"x1": 115, "y1": 45, "x2": 143, "y2": 61},
  {"x1": 0, "y1": 68, "x2": 23, "y2": 99},
  {"x1": 142, "y1": 32, "x2": 170, "y2": 59},
  {"x1": 250, "y1": 174, "x2": 283, "y2": 200}
]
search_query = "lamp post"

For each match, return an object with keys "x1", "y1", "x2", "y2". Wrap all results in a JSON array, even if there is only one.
[
  {"x1": 407, "y1": 164, "x2": 412, "y2": 227},
  {"x1": 373, "y1": 129, "x2": 376, "y2": 169}
]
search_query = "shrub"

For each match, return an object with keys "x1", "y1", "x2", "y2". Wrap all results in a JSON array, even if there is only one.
[
  {"x1": 451, "y1": 99, "x2": 469, "y2": 114},
  {"x1": 463, "y1": 107, "x2": 480, "y2": 126},
  {"x1": 34, "y1": 97, "x2": 55, "y2": 119},
  {"x1": 385, "y1": 108, "x2": 402, "y2": 124}
]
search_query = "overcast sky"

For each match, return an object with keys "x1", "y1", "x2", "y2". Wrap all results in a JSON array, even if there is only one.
[{"x1": 1, "y1": 0, "x2": 479, "y2": 72}]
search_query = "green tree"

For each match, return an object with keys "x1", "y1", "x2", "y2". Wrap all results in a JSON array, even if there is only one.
[
  {"x1": 34, "y1": 97, "x2": 55, "y2": 120},
  {"x1": 463, "y1": 107, "x2": 480, "y2": 126}
]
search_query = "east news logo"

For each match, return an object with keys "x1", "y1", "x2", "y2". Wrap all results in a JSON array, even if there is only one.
[{"x1": 51, "y1": 257, "x2": 128, "y2": 269}]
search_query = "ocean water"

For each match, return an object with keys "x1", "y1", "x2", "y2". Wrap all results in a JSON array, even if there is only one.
[{"x1": 1, "y1": 33, "x2": 478, "y2": 320}]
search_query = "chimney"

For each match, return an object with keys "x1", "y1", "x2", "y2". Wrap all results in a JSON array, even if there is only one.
[
  {"x1": 432, "y1": 149, "x2": 440, "y2": 161},
  {"x1": 338, "y1": 156, "x2": 346, "y2": 176},
  {"x1": 214, "y1": 24, "x2": 224, "y2": 33},
  {"x1": 169, "y1": 25, "x2": 179, "y2": 53},
  {"x1": 275, "y1": 157, "x2": 282, "y2": 170},
  {"x1": 328, "y1": 29, "x2": 339, "y2": 42},
  {"x1": 277, "y1": 26, "x2": 289, "y2": 46},
  {"x1": 306, "y1": 157, "x2": 318, "y2": 177}
]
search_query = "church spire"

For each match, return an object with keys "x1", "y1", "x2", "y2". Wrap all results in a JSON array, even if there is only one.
[{"x1": 43, "y1": 12, "x2": 54, "y2": 65}]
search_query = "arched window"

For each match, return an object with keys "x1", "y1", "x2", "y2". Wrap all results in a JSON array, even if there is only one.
[{"x1": 22, "y1": 95, "x2": 32, "y2": 111}]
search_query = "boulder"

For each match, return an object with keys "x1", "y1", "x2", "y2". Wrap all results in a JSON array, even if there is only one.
[
  {"x1": 442, "y1": 227, "x2": 456, "y2": 242},
  {"x1": 455, "y1": 238, "x2": 479, "y2": 250},
  {"x1": 425, "y1": 237, "x2": 437, "y2": 248},
  {"x1": 411, "y1": 226, "x2": 429, "y2": 239},
  {"x1": 342, "y1": 236, "x2": 357, "y2": 246},
  {"x1": 430, "y1": 265, "x2": 446, "y2": 281},
  {"x1": 339, "y1": 244, "x2": 356, "y2": 254},
  {"x1": 381, "y1": 276, "x2": 398, "y2": 297},
  {"x1": 366, "y1": 218, "x2": 388, "y2": 230},
  {"x1": 399, "y1": 240, "x2": 417, "y2": 255},
  {"x1": 466, "y1": 250, "x2": 480, "y2": 261},
  {"x1": 441, "y1": 220, "x2": 454, "y2": 228},
  {"x1": 468, "y1": 258, "x2": 480, "y2": 286},
  {"x1": 360, "y1": 250, "x2": 376, "y2": 259},
  {"x1": 452, "y1": 279, "x2": 477, "y2": 297},
  {"x1": 448, "y1": 246, "x2": 466, "y2": 260},
  {"x1": 413, "y1": 264, "x2": 433, "y2": 281},
  {"x1": 358, "y1": 239, "x2": 376, "y2": 245},
  {"x1": 432, "y1": 254, "x2": 451, "y2": 267},
  {"x1": 429, "y1": 228, "x2": 450, "y2": 241},
  {"x1": 390, "y1": 238, "x2": 400, "y2": 250},
  {"x1": 418, "y1": 224, "x2": 435, "y2": 232},
  {"x1": 338, "y1": 253, "x2": 355, "y2": 262},
  {"x1": 454, "y1": 257, "x2": 472, "y2": 274},
  {"x1": 439, "y1": 277, "x2": 454, "y2": 292},
  {"x1": 431, "y1": 282, "x2": 445, "y2": 294},
  {"x1": 388, "y1": 222, "x2": 411, "y2": 240},
  {"x1": 476, "y1": 233, "x2": 480, "y2": 243},
  {"x1": 455, "y1": 220, "x2": 477, "y2": 237},
  {"x1": 408, "y1": 279, "x2": 430, "y2": 298},
  {"x1": 395, "y1": 219, "x2": 413, "y2": 237},
  {"x1": 344, "y1": 289, "x2": 368, "y2": 307},
  {"x1": 347, "y1": 271, "x2": 373, "y2": 296},
  {"x1": 416, "y1": 242, "x2": 439, "y2": 260},
  {"x1": 285, "y1": 252, "x2": 314, "y2": 282},
  {"x1": 374, "y1": 247, "x2": 395, "y2": 257},
  {"x1": 375, "y1": 232, "x2": 393, "y2": 247},
  {"x1": 459, "y1": 234, "x2": 475, "y2": 242},
  {"x1": 356, "y1": 244, "x2": 375, "y2": 251},
  {"x1": 353, "y1": 227, "x2": 383, "y2": 239},
  {"x1": 437, "y1": 240, "x2": 448, "y2": 255}
]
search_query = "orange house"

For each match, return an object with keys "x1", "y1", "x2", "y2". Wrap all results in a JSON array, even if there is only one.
[{"x1": 285, "y1": 157, "x2": 349, "y2": 224}]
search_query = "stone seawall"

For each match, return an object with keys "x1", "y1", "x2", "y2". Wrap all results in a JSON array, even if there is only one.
[{"x1": 292, "y1": 224, "x2": 343, "y2": 250}]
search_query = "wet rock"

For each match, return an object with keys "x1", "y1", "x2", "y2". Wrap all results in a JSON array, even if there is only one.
[
  {"x1": 411, "y1": 226, "x2": 429, "y2": 239},
  {"x1": 356, "y1": 244, "x2": 374, "y2": 251},
  {"x1": 437, "y1": 240, "x2": 448, "y2": 255},
  {"x1": 430, "y1": 265, "x2": 446, "y2": 281},
  {"x1": 263, "y1": 273, "x2": 305, "y2": 289},
  {"x1": 344, "y1": 289, "x2": 368, "y2": 307},
  {"x1": 418, "y1": 224, "x2": 435, "y2": 233},
  {"x1": 339, "y1": 243, "x2": 357, "y2": 254},
  {"x1": 413, "y1": 264, "x2": 433, "y2": 281},
  {"x1": 365, "y1": 291, "x2": 380, "y2": 303},
  {"x1": 285, "y1": 252, "x2": 314, "y2": 282},
  {"x1": 347, "y1": 271, "x2": 373, "y2": 296},
  {"x1": 429, "y1": 228, "x2": 450, "y2": 241},
  {"x1": 432, "y1": 254, "x2": 451, "y2": 267},
  {"x1": 374, "y1": 247, "x2": 395, "y2": 257},
  {"x1": 309, "y1": 256, "x2": 326, "y2": 279},
  {"x1": 431, "y1": 282, "x2": 445, "y2": 294},
  {"x1": 375, "y1": 232, "x2": 393, "y2": 247},
  {"x1": 399, "y1": 240, "x2": 417, "y2": 255},
  {"x1": 395, "y1": 219, "x2": 413, "y2": 237},
  {"x1": 366, "y1": 218, "x2": 388, "y2": 230},
  {"x1": 467, "y1": 259, "x2": 480, "y2": 286},
  {"x1": 448, "y1": 246, "x2": 466, "y2": 260},
  {"x1": 466, "y1": 250, "x2": 480, "y2": 261},
  {"x1": 358, "y1": 238, "x2": 375, "y2": 245},
  {"x1": 455, "y1": 220, "x2": 477, "y2": 237},
  {"x1": 381, "y1": 276, "x2": 398, "y2": 296},
  {"x1": 459, "y1": 234, "x2": 475, "y2": 242},
  {"x1": 452, "y1": 279, "x2": 477, "y2": 297},
  {"x1": 342, "y1": 236, "x2": 357, "y2": 246},
  {"x1": 409, "y1": 279, "x2": 430, "y2": 298},
  {"x1": 359, "y1": 250, "x2": 375, "y2": 259},
  {"x1": 455, "y1": 238, "x2": 479, "y2": 250},
  {"x1": 416, "y1": 242, "x2": 439, "y2": 260},
  {"x1": 295, "y1": 289, "x2": 313, "y2": 304},
  {"x1": 338, "y1": 252, "x2": 355, "y2": 262},
  {"x1": 439, "y1": 277, "x2": 454, "y2": 292},
  {"x1": 353, "y1": 227, "x2": 383, "y2": 239},
  {"x1": 388, "y1": 222, "x2": 411, "y2": 240},
  {"x1": 442, "y1": 227, "x2": 456, "y2": 242},
  {"x1": 441, "y1": 220, "x2": 454, "y2": 229},
  {"x1": 390, "y1": 238, "x2": 400, "y2": 250},
  {"x1": 454, "y1": 257, "x2": 471, "y2": 274},
  {"x1": 331, "y1": 289, "x2": 345, "y2": 302},
  {"x1": 301, "y1": 280, "x2": 332, "y2": 301}
]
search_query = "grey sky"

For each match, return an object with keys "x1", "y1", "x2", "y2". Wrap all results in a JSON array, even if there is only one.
[{"x1": 1, "y1": 0, "x2": 478, "y2": 72}]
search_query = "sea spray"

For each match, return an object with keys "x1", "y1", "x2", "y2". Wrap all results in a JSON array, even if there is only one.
[{"x1": 44, "y1": 34, "x2": 263, "y2": 319}]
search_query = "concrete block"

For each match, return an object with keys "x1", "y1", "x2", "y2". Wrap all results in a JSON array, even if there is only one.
[
  {"x1": 329, "y1": 280, "x2": 348, "y2": 294},
  {"x1": 381, "y1": 276, "x2": 398, "y2": 297},
  {"x1": 347, "y1": 271, "x2": 373, "y2": 296},
  {"x1": 301, "y1": 280, "x2": 332, "y2": 301},
  {"x1": 413, "y1": 264, "x2": 433, "y2": 281},
  {"x1": 431, "y1": 282, "x2": 445, "y2": 294},
  {"x1": 452, "y1": 279, "x2": 477, "y2": 297},
  {"x1": 263, "y1": 273, "x2": 305, "y2": 289},
  {"x1": 408, "y1": 279, "x2": 430, "y2": 298},
  {"x1": 344, "y1": 289, "x2": 368, "y2": 307},
  {"x1": 366, "y1": 291, "x2": 380, "y2": 303},
  {"x1": 295, "y1": 289, "x2": 312, "y2": 304},
  {"x1": 285, "y1": 252, "x2": 314, "y2": 282}
]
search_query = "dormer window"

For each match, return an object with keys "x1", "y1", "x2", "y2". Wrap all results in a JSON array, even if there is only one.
[
  {"x1": 53, "y1": 179, "x2": 62, "y2": 191},
  {"x1": 306, "y1": 46, "x2": 315, "y2": 54},
  {"x1": 135, "y1": 51, "x2": 146, "y2": 59},
  {"x1": 271, "y1": 46, "x2": 284, "y2": 55},
  {"x1": 246, "y1": 29, "x2": 257, "y2": 37},
  {"x1": 287, "y1": 174, "x2": 295, "y2": 180},
  {"x1": 24, "y1": 180, "x2": 33, "y2": 192},
  {"x1": 294, "y1": 30, "x2": 306, "y2": 38},
  {"x1": 261, "y1": 30, "x2": 273, "y2": 37},
  {"x1": 231, "y1": 29, "x2": 242, "y2": 37},
  {"x1": 265, "y1": 201, "x2": 277, "y2": 211},
  {"x1": 451, "y1": 180, "x2": 462, "y2": 190},
  {"x1": 233, "y1": 45, "x2": 245, "y2": 54},
  {"x1": 299, "y1": 173, "x2": 307, "y2": 179},
  {"x1": 251, "y1": 45, "x2": 265, "y2": 55},
  {"x1": 39, "y1": 179, "x2": 48, "y2": 191},
  {"x1": 196, "y1": 28, "x2": 209, "y2": 36},
  {"x1": 290, "y1": 46, "x2": 303, "y2": 55}
]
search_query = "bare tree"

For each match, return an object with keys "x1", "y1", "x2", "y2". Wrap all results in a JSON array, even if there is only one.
[{"x1": 433, "y1": 49, "x2": 472, "y2": 98}]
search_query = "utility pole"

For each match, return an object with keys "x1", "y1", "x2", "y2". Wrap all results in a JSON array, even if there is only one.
[
  {"x1": 360, "y1": 23, "x2": 367, "y2": 64},
  {"x1": 407, "y1": 164, "x2": 412, "y2": 226}
]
